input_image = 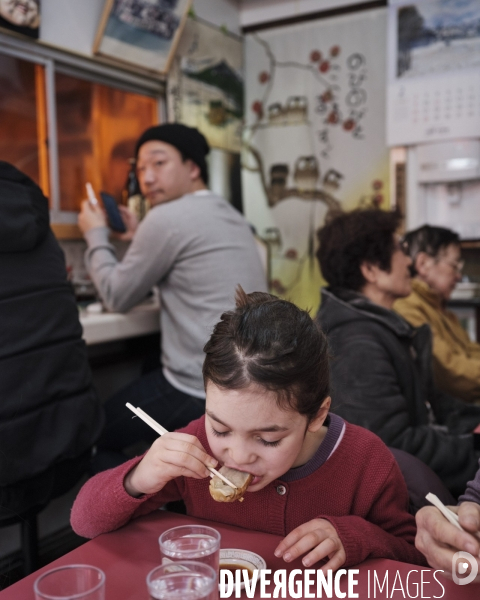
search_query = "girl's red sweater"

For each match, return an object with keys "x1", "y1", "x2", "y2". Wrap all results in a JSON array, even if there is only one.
[{"x1": 71, "y1": 416, "x2": 427, "y2": 567}]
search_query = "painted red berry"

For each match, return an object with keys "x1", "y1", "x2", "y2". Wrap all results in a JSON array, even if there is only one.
[
  {"x1": 310, "y1": 50, "x2": 321, "y2": 62},
  {"x1": 373, "y1": 194, "x2": 384, "y2": 205},
  {"x1": 271, "y1": 279, "x2": 287, "y2": 295},
  {"x1": 343, "y1": 119, "x2": 355, "y2": 131},
  {"x1": 330, "y1": 45, "x2": 340, "y2": 57},
  {"x1": 319, "y1": 61, "x2": 330, "y2": 73},
  {"x1": 252, "y1": 101, "x2": 263, "y2": 117},
  {"x1": 285, "y1": 248, "x2": 298, "y2": 260},
  {"x1": 372, "y1": 179, "x2": 383, "y2": 190},
  {"x1": 327, "y1": 112, "x2": 338, "y2": 124},
  {"x1": 321, "y1": 90, "x2": 333, "y2": 102},
  {"x1": 258, "y1": 71, "x2": 270, "y2": 84}
]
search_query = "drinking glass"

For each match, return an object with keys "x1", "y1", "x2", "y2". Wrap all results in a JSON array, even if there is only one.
[
  {"x1": 34, "y1": 565, "x2": 105, "y2": 600},
  {"x1": 159, "y1": 525, "x2": 221, "y2": 573},
  {"x1": 147, "y1": 561, "x2": 216, "y2": 600}
]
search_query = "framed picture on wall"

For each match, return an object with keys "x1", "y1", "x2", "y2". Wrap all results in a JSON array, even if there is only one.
[
  {"x1": 93, "y1": 0, "x2": 192, "y2": 74},
  {"x1": 0, "y1": 0, "x2": 40, "y2": 39},
  {"x1": 167, "y1": 17, "x2": 244, "y2": 152}
]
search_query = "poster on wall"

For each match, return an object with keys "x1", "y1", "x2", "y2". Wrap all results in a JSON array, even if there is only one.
[
  {"x1": 242, "y1": 8, "x2": 389, "y2": 312},
  {"x1": 94, "y1": 0, "x2": 192, "y2": 74},
  {"x1": 0, "y1": 0, "x2": 40, "y2": 39},
  {"x1": 387, "y1": 0, "x2": 480, "y2": 146},
  {"x1": 167, "y1": 17, "x2": 243, "y2": 152}
]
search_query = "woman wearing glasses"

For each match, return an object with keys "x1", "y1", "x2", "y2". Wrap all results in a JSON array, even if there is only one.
[{"x1": 395, "y1": 225, "x2": 480, "y2": 404}]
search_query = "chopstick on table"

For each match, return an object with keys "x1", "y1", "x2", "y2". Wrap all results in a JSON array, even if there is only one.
[{"x1": 125, "y1": 403, "x2": 237, "y2": 489}]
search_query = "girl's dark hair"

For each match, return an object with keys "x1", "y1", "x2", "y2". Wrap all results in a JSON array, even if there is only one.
[
  {"x1": 203, "y1": 287, "x2": 330, "y2": 422},
  {"x1": 316, "y1": 208, "x2": 402, "y2": 291},
  {"x1": 402, "y1": 225, "x2": 460, "y2": 276}
]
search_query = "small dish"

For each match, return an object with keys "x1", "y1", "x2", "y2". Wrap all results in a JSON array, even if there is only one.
[{"x1": 219, "y1": 548, "x2": 266, "y2": 590}]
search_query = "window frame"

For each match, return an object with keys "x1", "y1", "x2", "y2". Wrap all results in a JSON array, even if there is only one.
[{"x1": 0, "y1": 32, "x2": 165, "y2": 225}]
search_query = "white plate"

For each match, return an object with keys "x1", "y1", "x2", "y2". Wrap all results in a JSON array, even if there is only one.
[{"x1": 219, "y1": 548, "x2": 266, "y2": 590}]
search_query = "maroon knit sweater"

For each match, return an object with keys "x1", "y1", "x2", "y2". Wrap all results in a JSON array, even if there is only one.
[{"x1": 71, "y1": 416, "x2": 427, "y2": 567}]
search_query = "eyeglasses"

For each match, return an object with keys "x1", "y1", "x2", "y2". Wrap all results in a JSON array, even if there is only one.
[
  {"x1": 395, "y1": 239, "x2": 409, "y2": 255},
  {"x1": 439, "y1": 258, "x2": 465, "y2": 274}
]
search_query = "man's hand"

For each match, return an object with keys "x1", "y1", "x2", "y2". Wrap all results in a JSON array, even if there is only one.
[
  {"x1": 112, "y1": 205, "x2": 139, "y2": 242},
  {"x1": 274, "y1": 518, "x2": 346, "y2": 572},
  {"x1": 415, "y1": 503, "x2": 480, "y2": 582},
  {"x1": 78, "y1": 200, "x2": 107, "y2": 234},
  {"x1": 123, "y1": 432, "x2": 218, "y2": 498}
]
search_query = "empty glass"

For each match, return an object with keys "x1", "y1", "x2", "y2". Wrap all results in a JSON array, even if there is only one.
[
  {"x1": 34, "y1": 565, "x2": 105, "y2": 600},
  {"x1": 147, "y1": 561, "x2": 216, "y2": 600},
  {"x1": 159, "y1": 525, "x2": 221, "y2": 573}
]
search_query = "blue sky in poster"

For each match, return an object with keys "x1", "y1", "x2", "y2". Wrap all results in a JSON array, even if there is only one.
[
  {"x1": 105, "y1": 15, "x2": 172, "y2": 51},
  {"x1": 417, "y1": 0, "x2": 480, "y2": 30}
]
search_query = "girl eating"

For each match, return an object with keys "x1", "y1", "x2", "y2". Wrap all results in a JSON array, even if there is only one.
[{"x1": 71, "y1": 288, "x2": 426, "y2": 569}]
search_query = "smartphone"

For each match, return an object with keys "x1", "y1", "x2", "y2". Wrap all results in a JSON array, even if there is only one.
[{"x1": 100, "y1": 191, "x2": 126, "y2": 233}]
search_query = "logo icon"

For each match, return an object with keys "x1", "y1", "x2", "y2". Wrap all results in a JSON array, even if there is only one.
[{"x1": 452, "y1": 551, "x2": 478, "y2": 585}]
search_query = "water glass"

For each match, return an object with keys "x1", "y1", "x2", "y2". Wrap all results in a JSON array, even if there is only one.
[
  {"x1": 34, "y1": 565, "x2": 105, "y2": 600},
  {"x1": 159, "y1": 525, "x2": 221, "y2": 573},
  {"x1": 147, "y1": 561, "x2": 216, "y2": 600}
]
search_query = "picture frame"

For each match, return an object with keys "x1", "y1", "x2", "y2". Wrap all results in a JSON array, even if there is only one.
[
  {"x1": 0, "y1": 0, "x2": 40, "y2": 39},
  {"x1": 93, "y1": 0, "x2": 192, "y2": 75},
  {"x1": 167, "y1": 17, "x2": 244, "y2": 152}
]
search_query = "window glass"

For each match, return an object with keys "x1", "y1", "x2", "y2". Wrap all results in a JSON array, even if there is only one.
[{"x1": 55, "y1": 73, "x2": 158, "y2": 211}]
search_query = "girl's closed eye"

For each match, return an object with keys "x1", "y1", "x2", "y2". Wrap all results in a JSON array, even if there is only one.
[
  {"x1": 211, "y1": 426, "x2": 281, "y2": 447},
  {"x1": 211, "y1": 427, "x2": 230, "y2": 438},
  {"x1": 258, "y1": 438, "x2": 281, "y2": 447}
]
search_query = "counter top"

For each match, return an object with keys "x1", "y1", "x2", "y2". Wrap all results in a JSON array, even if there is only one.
[{"x1": 79, "y1": 299, "x2": 160, "y2": 345}]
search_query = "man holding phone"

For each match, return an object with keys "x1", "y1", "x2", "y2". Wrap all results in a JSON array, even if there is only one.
[{"x1": 78, "y1": 124, "x2": 267, "y2": 469}]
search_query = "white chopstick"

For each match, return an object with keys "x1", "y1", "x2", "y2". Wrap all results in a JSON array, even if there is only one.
[
  {"x1": 426, "y1": 493, "x2": 463, "y2": 531},
  {"x1": 125, "y1": 403, "x2": 237, "y2": 489},
  {"x1": 85, "y1": 182, "x2": 98, "y2": 206}
]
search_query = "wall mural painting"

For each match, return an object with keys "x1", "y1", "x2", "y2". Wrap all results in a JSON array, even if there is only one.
[{"x1": 242, "y1": 9, "x2": 390, "y2": 312}]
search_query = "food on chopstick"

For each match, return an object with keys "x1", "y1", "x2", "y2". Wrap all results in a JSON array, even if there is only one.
[{"x1": 209, "y1": 466, "x2": 253, "y2": 503}]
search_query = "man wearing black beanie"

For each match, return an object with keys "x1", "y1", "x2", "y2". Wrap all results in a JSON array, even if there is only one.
[{"x1": 78, "y1": 124, "x2": 267, "y2": 469}]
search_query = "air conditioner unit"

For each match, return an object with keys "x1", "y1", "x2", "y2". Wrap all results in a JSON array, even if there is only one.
[{"x1": 417, "y1": 140, "x2": 480, "y2": 183}]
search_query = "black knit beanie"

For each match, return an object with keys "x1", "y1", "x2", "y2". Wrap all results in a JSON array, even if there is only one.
[{"x1": 135, "y1": 123, "x2": 210, "y2": 184}]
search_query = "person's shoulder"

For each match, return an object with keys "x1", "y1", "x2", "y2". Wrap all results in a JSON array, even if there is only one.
[
  {"x1": 342, "y1": 420, "x2": 396, "y2": 463},
  {"x1": 395, "y1": 290, "x2": 427, "y2": 314}
]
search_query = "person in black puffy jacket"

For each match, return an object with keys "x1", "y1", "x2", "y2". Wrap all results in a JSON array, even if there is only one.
[{"x1": 0, "y1": 161, "x2": 104, "y2": 518}]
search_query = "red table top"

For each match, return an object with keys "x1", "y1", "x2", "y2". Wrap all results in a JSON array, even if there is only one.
[{"x1": 1, "y1": 510, "x2": 478, "y2": 599}]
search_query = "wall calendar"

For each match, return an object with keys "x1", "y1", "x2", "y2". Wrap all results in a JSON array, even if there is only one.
[{"x1": 387, "y1": 0, "x2": 480, "y2": 146}]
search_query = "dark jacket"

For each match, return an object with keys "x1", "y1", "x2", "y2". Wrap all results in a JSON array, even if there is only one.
[
  {"x1": 318, "y1": 287, "x2": 480, "y2": 497},
  {"x1": 0, "y1": 162, "x2": 103, "y2": 487}
]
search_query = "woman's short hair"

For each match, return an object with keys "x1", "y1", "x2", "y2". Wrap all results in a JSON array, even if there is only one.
[
  {"x1": 402, "y1": 225, "x2": 460, "y2": 276},
  {"x1": 316, "y1": 208, "x2": 402, "y2": 291},
  {"x1": 203, "y1": 287, "x2": 329, "y2": 422}
]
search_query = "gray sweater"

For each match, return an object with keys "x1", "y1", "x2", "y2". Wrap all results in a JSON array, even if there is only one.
[{"x1": 84, "y1": 191, "x2": 267, "y2": 392}]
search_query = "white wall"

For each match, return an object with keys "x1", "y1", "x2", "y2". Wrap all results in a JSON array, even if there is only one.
[
  {"x1": 239, "y1": 0, "x2": 369, "y2": 28},
  {"x1": 194, "y1": 0, "x2": 241, "y2": 35},
  {"x1": 40, "y1": 0, "x2": 241, "y2": 58},
  {"x1": 40, "y1": 0, "x2": 105, "y2": 56}
]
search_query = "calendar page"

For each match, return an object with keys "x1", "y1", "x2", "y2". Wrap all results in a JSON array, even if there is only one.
[{"x1": 387, "y1": 0, "x2": 480, "y2": 146}]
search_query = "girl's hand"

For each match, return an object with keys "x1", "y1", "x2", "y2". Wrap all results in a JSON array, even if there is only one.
[
  {"x1": 274, "y1": 519, "x2": 346, "y2": 571},
  {"x1": 124, "y1": 432, "x2": 218, "y2": 497}
]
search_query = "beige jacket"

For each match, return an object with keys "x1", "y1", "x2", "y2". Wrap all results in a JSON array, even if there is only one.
[{"x1": 394, "y1": 279, "x2": 480, "y2": 403}]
